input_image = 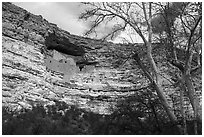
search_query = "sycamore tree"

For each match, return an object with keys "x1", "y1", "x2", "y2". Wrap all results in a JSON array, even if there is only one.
[
  {"x1": 151, "y1": 2, "x2": 202, "y2": 134},
  {"x1": 80, "y1": 1, "x2": 177, "y2": 124},
  {"x1": 79, "y1": 2, "x2": 201, "y2": 134}
]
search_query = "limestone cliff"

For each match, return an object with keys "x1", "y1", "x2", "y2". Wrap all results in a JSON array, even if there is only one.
[
  {"x1": 2, "y1": 2, "x2": 143, "y2": 114},
  {"x1": 2, "y1": 2, "x2": 201, "y2": 116}
]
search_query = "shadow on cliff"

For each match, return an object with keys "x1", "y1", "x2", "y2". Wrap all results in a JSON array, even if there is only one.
[
  {"x1": 2, "y1": 94, "x2": 202, "y2": 135},
  {"x1": 44, "y1": 31, "x2": 85, "y2": 57},
  {"x1": 43, "y1": 31, "x2": 98, "y2": 70}
]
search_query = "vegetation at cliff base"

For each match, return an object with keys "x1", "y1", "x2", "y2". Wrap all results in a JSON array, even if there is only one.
[{"x1": 3, "y1": 98, "x2": 201, "y2": 135}]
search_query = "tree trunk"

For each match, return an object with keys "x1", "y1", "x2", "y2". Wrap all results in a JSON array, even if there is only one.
[
  {"x1": 167, "y1": 33, "x2": 178, "y2": 61},
  {"x1": 179, "y1": 76, "x2": 188, "y2": 134},
  {"x1": 183, "y1": 75, "x2": 201, "y2": 120},
  {"x1": 145, "y1": 44, "x2": 174, "y2": 121},
  {"x1": 146, "y1": 42, "x2": 161, "y2": 84},
  {"x1": 182, "y1": 74, "x2": 200, "y2": 135},
  {"x1": 139, "y1": 3, "x2": 181, "y2": 132},
  {"x1": 133, "y1": 53, "x2": 178, "y2": 123},
  {"x1": 133, "y1": 53, "x2": 182, "y2": 134},
  {"x1": 153, "y1": 82, "x2": 178, "y2": 123}
]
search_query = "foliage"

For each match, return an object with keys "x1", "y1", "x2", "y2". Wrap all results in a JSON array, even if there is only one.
[
  {"x1": 2, "y1": 93, "x2": 201, "y2": 135},
  {"x1": 2, "y1": 101, "x2": 91, "y2": 135}
]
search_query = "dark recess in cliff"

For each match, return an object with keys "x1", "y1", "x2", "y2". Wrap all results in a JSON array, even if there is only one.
[{"x1": 45, "y1": 31, "x2": 85, "y2": 56}]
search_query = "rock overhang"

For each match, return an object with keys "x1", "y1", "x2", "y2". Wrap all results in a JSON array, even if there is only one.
[{"x1": 45, "y1": 31, "x2": 86, "y2": 57}]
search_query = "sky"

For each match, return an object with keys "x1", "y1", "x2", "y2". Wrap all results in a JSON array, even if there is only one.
[
  {"x1": 13, "y1": 2, "x2": 143, "y2": 43},
  {"x1": 13, "y1": 2, "x2": 87, "y2": 36}
]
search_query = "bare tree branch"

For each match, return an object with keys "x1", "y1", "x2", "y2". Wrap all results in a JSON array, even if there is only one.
[{"x1": 185, "y1": 15, "x2": 202, "y2": 74}]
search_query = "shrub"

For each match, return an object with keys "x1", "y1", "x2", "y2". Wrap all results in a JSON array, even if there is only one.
[{"x1": 2, "y1": 98, "x2": 201, "y2": 135}]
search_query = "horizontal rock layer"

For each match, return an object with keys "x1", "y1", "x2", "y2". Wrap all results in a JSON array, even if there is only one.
[
  {"x1": 2, "y1": 2, "x2": 201, "y2": 116},
  {"x1": 2, "y1": 2, "x2": 147, "y2": 114}
]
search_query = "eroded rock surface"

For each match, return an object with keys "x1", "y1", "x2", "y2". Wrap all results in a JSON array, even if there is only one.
[
  {"x1": 2, "y1": 2, "x2": 143, "y2": 114},
  {"x1": 2, "y1": 2, "x2": 201, "y2": 116}
]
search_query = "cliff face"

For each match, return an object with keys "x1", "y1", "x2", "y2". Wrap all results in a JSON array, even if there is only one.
[
  {"x1": 2, "y1": 2, "x2": 144, "y2": 114},
  {"x1": 2, "y1": 2, "x2": 201, "y2": 116}
]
